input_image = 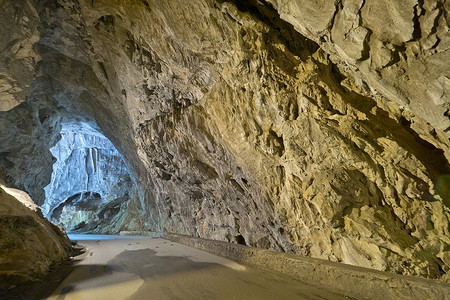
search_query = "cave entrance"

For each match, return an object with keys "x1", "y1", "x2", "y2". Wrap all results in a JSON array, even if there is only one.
[{"x1": 41, "y1": 121, "x2": 133, "y2": 233}]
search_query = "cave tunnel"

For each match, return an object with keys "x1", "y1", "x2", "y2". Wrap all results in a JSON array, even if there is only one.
[
  {"x1": 42, "y1": 121, "x2": 136, "y2": 233},
  {"x1": 1, "y1": 0, "x2": 450, "y2": 298}
]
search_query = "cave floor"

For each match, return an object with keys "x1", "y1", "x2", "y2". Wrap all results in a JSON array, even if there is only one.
[{"x1": 46, "y1": 235, "x2": 348, "y2": 300}]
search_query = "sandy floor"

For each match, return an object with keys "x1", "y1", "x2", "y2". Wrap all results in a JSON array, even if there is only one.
[{"x1": 48, "y1": 235, "x2": 348, "y2": 300}]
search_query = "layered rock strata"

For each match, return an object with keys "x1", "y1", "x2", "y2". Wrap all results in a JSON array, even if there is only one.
[{"x1": 0, "y1": 0, "x2": 449, "y2": 282}]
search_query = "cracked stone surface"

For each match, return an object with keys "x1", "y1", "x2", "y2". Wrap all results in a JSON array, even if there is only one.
[
  {"x1": 0, "y1": 0, "x2": 449, "y2": 283},
  {"x1": 266, "y1": 0, "x2": 450, "y2": 134}
]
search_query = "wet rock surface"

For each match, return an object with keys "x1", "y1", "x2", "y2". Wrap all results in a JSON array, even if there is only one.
[{"x1": 0, "y1": 0, "x2": 449, "y2": 283}]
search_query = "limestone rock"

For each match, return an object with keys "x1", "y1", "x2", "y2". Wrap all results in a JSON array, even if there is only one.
[
  {"x1": 361, "y1": 0, "x2": 417, "y2": 45},
  {"x1": 0, "y1": 102, "x2": 61, "y2": 205},
  {"x1": 0, "y1": 0, "x2": 41, "y2": 111},
  {"x1": 265, "y1": 0, "x2": 450, "y2": 134},
  {"x1": 0, "y1": 182, "x2": 72, "y2": 289},
  {"x1": 0, "y1": 0, "x2": 449, "y2": 283},
  {"x1": 331, "y1": 0, "x2": 369, "y2": 61},
  {"x1": 42, "y1": 122, "x2": 135, "y2": 233}
]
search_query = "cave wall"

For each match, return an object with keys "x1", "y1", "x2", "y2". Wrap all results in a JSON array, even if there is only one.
[
  {"x1": 266, "y1": 0, "x2": 450, "y2": 134},
  {"x1": 0, "y1": 0, "x2": 449, "y2": 282},
  {"x1": 42, "y1": 122, "x2": 134, "y2": 232}
]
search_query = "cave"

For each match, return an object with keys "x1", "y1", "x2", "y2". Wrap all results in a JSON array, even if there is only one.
[
  {"x1": 42, "y1": 121, "x2": 135, "y2": 233},
  {"x1": 1, "y1": 0, "x2": 449, "y2": 298}
]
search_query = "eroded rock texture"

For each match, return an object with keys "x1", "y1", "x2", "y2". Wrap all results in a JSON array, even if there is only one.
[
  {"x1": 0, "y1": 0, "x2": 449, "y2": 282},
  {"x1": 43, "y1": 122, "x2": 135, "y2": 232},
  {"x1": 268, "y1": 0, "x2": 450, "y2": 133}
]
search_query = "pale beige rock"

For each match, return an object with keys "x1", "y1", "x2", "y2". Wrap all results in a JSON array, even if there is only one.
[
  {"x1": 361, "y1": 0, "x2": 417, "y2": 45},
  {"x1": 0, "y1": 0, "x2": 449, "y2": 285},
  {"x1": 263, "y1": 0, "x2": 450, "y2": 135},
  {"x1": 331, "y1": 0, "x2": 369, "y2": 61},
  {"x1": 0, "y1": 182, "x2": 72, "y2": 288}
]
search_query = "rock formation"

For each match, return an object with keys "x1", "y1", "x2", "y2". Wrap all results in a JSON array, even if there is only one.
[
  {"x1": 0, "y1": 181, "x2": 72, "y2": 289},
  {"x1": 0, "y1": 0, "x2": 449, "y2": 283},
  {"x1": 43, "y1": 122, "x2": 135, "y2": 232}
]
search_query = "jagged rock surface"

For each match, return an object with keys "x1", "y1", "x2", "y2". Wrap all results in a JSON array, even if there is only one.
[
  {"x1": 43, "y1": 122, "x2": 134, "y2": 232},
  {"x1": 0, "y1": 0, "x2": 449, "y2": 282},
  {"x1": 0, "y1": 0, "x2": 41, "y2": 111},
  {"x1": 0, "y1": 182, "x2": 72, "y2": 289},
  {"x1": 265, "y1": 0, "x2": 450, "y2": 134}
]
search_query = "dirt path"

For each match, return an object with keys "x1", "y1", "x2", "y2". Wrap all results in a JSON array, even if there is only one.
[{"x1": 48, "y1": 235, "x2": 348, "y2": 300}]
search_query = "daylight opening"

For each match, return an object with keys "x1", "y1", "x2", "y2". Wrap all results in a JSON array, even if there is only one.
[{"x1": 42, "y1": 122, "x2": 133, "y2": 233}]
